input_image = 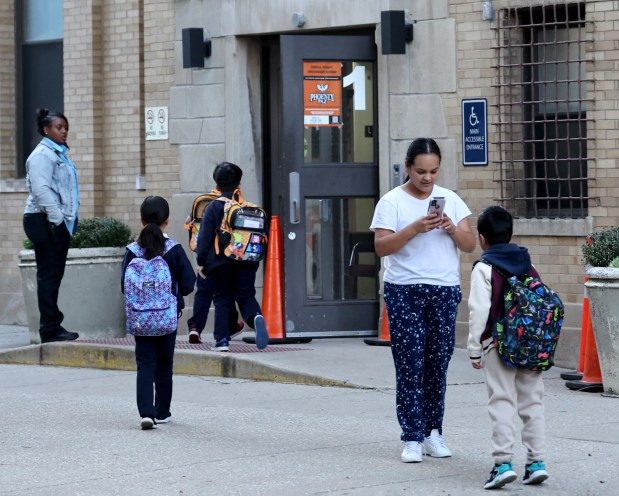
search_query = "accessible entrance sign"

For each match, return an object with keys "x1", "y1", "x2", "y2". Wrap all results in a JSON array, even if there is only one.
[{"x1": 462, "y1": 98, "x2": 488, "y2": 166}]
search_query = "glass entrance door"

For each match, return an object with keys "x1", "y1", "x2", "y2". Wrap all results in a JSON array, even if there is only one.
[{"x1": 275, "y1": 34, "x2": 379, "y2": 336}]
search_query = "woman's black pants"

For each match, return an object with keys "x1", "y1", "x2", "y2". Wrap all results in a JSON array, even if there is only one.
[{"x1": 23, "y1": 213, "x2": 70, "y2": 338}]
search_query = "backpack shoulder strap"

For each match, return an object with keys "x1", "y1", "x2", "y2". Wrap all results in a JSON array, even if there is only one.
[
  {"x1": 215, "y1": 189, "x2": 244, "y2": 204},
  {"x1": 162, "y1": 238, "x2": 178, "y2": 256},
  {"x1": 477, "y1": 258, "x2": 511, "y2": 279},
  {"x1": 232, "y1": 188, "x2": 243, "y2": 203},
  {"x1": 128, "y1": 240, "x2": 177, "y2": 258},
  {"x1": 473, "y1": 258, "x2": 489, "y2": 269},
  {"x1": 127, "y1": 242, "x2": 144, "y2": 258}
]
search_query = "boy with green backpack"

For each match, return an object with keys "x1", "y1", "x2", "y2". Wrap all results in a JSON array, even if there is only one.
[{"x1": 468, "y1": 206, "x2": 556, "y2": 490}]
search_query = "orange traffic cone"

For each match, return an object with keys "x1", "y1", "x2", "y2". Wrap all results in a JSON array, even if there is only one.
[
  {"x1": 261, "y1": 215, "x2": 285, "y2": 339},
  {"x1": 561, "y1": 279, "x2": 589, "y2": 381},
  {"x1": 566, "y1": 294, "x2": 603, "y2": 392},
  {"x1": 364, "y1": 305, "x2": 391, "y2": 346},
  {"x1": 243, "y1": 215, "x2": 311, "y2": 345}
]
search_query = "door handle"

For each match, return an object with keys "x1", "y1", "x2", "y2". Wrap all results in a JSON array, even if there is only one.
[{"x1": 289, "y1": 172, "x2": 300, "y2": 224}]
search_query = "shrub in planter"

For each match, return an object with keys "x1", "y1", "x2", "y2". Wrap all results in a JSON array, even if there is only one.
[
  {"x1": 20, "y1": 217, "x2": 133, "y2": 343},
  {"x1": 23, "y1": 217, "x2": 132, "y2": 249},
  {"x1": 581, "y1": 226, "x2": 619, "y2": 397},
  {"x1": 581, "y1": 226, "x2": 619, "y2": 268}
]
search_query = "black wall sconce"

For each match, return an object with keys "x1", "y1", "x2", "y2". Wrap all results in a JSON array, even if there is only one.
[
  {"x1": 381, "y1": 11, "x2": 414, "y2": 55},
  {"x1": 182, "y1": 27, "x2": 212, "y2": 68}
]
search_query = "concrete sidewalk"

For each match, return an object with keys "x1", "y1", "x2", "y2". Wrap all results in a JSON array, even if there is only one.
[
  {"x1": 1, "y1": 325, "x2": 618, "y2": 495},
  {"x1": 0, "y1": 324, "x2": 30, "y2": 350},
  {"x1": 0, "y1": 325, "x2": 496, "y2": 388}
]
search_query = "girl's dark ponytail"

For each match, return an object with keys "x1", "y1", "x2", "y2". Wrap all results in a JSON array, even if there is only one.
[
  {"x1": 137, "y1": 223, "x2": 166, "y2": 260},
  {"x1": 137, "y1": 196, "x2": 170, "y2": 260}
]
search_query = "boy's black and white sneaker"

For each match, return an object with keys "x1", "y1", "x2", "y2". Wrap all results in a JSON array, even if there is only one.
[
  {"x1": 188, "y1": 329, "x2": 201, "y2": 344},
  {"x1": 523, "y1": 461, "x2": 549, "y2": 485},
  {"x1": 253, "y1": 314, "x2": 268, "y2": 350},
  {"x1": 229, "y1": 321, "x2": 245, "y2": 340},
  {"x1": 155, "y1": 416, "x2": 172, "y2": 425},
  {"x1": 484, "y1": 462, "x2": 517, "y2": 489},
  {"x1": 140, "y1": 417, "x2": 155, "y2": 430},
  {"x1": 213, "y1": 338, "x2": 229, "y2": 352}
]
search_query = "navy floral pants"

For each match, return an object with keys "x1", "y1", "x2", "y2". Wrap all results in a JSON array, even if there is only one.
[{"x1": 384, "y1": 282, "x2": 461, "y2": 442}]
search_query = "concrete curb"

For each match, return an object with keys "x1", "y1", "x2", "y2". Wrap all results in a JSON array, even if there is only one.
[
  {"x1": 0, "y1": 343, "x2": 360, "y2": 389},
  {"x1": 0, "y1": 344, "x2": 41, "y2": 365}
]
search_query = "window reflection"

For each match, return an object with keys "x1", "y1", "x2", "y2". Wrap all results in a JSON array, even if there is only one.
[{"x1": 305, "y1": 197, "x2": 378, "y2": 301}]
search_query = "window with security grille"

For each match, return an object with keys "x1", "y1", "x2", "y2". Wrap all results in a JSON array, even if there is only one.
[{"x1": 493, "y1": 2, "x2": 593, "y2": 219}]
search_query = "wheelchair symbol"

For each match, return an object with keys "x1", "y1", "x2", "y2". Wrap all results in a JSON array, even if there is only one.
[{"x1": 469, "y1": 107, "x2": 479, "y2": 127}]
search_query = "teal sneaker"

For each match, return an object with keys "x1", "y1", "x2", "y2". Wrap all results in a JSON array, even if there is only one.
[
  {"x1": 484, "y1": 462, "x2": 517, "y2": 489},
  {"x1": 523, "y1": 461, "x2": 549, "y2": 485}
]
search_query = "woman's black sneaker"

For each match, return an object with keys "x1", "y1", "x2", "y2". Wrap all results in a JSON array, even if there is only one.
[{"x1": 40, "y1": 330, "x2": 79, "y2": 343}]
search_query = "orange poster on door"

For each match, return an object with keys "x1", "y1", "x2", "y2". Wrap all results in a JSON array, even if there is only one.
[{"x1": 303, "y1": 61, "x2": 342, "y2": 127}]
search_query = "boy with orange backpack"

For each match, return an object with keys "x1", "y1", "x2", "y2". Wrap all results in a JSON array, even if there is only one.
[
  {"x1": 184, "y1": 188, "x2": 244, "y2": 344},
  {"x1": 196, "y1": 162, "x2": 269, "y2": 351}
]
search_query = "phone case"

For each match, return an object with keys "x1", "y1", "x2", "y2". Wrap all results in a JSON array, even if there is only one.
[{"x1": 427, "y1": 197, "x2": 446, "y2": 217}]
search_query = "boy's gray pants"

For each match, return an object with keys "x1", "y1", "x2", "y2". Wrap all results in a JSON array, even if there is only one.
[{"x1": 482, "y1": 347, "x2": 545, "y2": 465}]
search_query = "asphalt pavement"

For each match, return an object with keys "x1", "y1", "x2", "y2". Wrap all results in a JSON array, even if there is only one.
[{"x1": 0, "y1": 325, "x2": 617, "y2": 495}]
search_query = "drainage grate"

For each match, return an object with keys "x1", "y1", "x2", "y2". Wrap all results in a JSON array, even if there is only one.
[{"x1": 75, "y1": 337, "x2": 311, "y2": 353}]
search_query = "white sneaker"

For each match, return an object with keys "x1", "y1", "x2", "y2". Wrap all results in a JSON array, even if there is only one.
[
  {"x1": 140, "y1": 417, "x2": 155, "y2": 430},
  {"x1": 155, "y1": 416, "x2": 172, "y2": 424},
  {"x1": 423, "y1": 429, "x2": 452, "y2": 457},
  {"x1": 401, "y1": 441, "x2": 423, "y2": 463}
]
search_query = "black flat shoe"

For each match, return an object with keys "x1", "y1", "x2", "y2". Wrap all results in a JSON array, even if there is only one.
[{"x1": 40, "y1": 330, "x2": 79, "y2": 343}]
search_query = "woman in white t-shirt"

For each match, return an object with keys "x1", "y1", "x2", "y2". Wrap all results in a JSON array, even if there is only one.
[{"x1": 370, "y1": 138, "x2": 476, "y2": 463}]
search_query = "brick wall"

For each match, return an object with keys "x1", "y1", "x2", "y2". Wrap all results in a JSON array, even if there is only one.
[
  {"x1": 143, "y1": 0, "x2": 179, "y2": 213},
  {"x1": 448, "y1": 0, "x2": 619, "y2": 311},
  {"x1": 0, "y1": 0, "x2": 15, "y2": 179},
  {"x1": 0, "y1": 0, "x2": 179, "y2": 324},
  {"x1": 62, "y1": 0, "x2": 177, "y2": 229},
  {"x1": 0, "y1": 0, "x2": 23, "y2": 323},
  {"x1": 587, "y1": 1, "x2": 619, "y2": 228}
]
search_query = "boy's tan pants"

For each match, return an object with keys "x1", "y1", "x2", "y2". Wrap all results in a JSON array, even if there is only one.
[{"x1": 482, "y1": 348, "x2": 545, "y2": 465}]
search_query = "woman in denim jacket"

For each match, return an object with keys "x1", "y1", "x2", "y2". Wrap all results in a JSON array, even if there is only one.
[{"x1": 23, "y1": 108, "x2": 80, "y2": 344}]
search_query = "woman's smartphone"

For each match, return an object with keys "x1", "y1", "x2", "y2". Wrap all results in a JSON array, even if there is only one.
[{"x1": 427, "y1": 197, "x2": 446, "y2": 218}]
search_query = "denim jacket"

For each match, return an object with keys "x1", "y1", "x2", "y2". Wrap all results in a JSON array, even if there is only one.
[{"x1": 24, "y1": 139, "x2": 79, "y2": 226}]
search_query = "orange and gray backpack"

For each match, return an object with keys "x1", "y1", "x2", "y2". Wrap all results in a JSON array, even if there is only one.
[
  {"x1": 215, "y1": 189, "x2": 268, "y2": 262},
  {"x1": 184, "y1": 189, "x2": 222, "y2": 252}
]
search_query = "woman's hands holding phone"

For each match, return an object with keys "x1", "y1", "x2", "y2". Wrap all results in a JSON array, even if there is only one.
[
  {"x1": 412, "y1": 213, "x2": 443, "y2": 233},
  {"x1": 411, "y1": 211, "x2": 456, "y2": 235},
  {"x1": 437, "y1": 213, "x2": 457, "y2": 235}
]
